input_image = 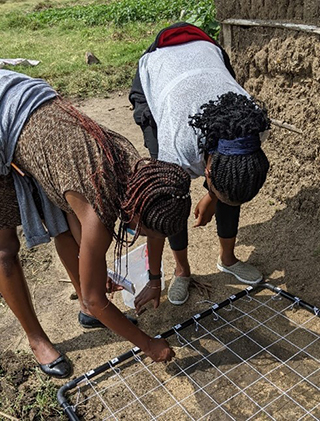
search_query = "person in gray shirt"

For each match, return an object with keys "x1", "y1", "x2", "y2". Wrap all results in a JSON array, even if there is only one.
[{"x1": 130, "y1": 23, "x2": 270, "y2": 311}]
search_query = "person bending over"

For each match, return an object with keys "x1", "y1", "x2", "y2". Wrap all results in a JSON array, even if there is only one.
[
  {"x1": 130, "y1": 22, "x2": 270, "y2": 310},
  {"x1": 0, "y1": 69, "x2": 191, "y2": 378}
]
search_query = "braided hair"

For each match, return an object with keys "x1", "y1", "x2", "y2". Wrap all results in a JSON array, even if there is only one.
[
  {"x1": 55, "y1": 98, "x2": 191, "y2": 267},
  {"x1": 189, "y1": 92, "x2": 270, "y2": 204},
  {"x1": 121, "y1": 159, "x2": 191, "y2": 234}
]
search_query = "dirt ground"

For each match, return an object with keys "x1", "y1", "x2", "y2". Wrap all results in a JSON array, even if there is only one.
[{"x1": 1, "y1": 63, "x2": 320, "y2": 418}]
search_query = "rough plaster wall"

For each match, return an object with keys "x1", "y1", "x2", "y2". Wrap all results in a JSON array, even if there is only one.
[
  {"x1": 229, "y1": 28, "x2": 320, "y2": 211},
  {"x1": 216, "y1": 0, "x2": 319, "y2": 25}
]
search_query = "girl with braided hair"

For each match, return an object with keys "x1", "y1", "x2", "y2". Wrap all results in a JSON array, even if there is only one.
[
  {"x1": 0, "y1": 70, "x2": 191, "y2": 378},
  {"x1": 190, "y1": 92, "x2": 270, "y2": 205},
  {"x1": 130, "y1": 22, "x2": 270, "y2": 310}
]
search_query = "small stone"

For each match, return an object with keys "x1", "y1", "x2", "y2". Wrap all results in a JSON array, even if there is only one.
[{"x1": 85, "y1": 52, "x2": 100, "y2": 65}]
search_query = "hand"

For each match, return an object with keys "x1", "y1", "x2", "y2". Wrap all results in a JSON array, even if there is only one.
[
  {"x1": 143, "y1": 338, "x2": 175, "y2": 362},
  {"x1": 194, "y1": 192, "x2": 217, "y2": 227},
  {"x1": 134, "y1": 281, "x2": 161, "y2": 315},
  {"x1": 106, "y1": 276, "x2": 124, "y2": 294}
]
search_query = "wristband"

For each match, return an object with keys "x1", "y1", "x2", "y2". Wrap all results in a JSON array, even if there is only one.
[
  {"x1": 146, "y1": 282, "x2": 161, "y2": 290},
  {"x1": 148, "y1": 269, "x2": 162, "y2": 281}
]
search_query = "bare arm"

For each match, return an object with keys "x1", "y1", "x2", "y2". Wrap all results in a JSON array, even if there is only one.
[
  {"x1": 194, "y1": 191, "x2": 218, "y2": 227},
  {"x1": 134, "y1": 236, "x2": 164, "y2": 315},
  {"x1": 65, "y1": 191, "x2": 174, "y2": 361}
]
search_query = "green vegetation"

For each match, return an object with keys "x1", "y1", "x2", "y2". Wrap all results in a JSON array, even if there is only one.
[
  {"x1": 0, "y1": 0, "x2": 218, "y2": 97},
  {"x1": 0, "y1": 351, "x2": 64, "y2": 419}
]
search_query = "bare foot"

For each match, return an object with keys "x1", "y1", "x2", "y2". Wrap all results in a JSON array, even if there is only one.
[{"x1": 29, "y1": 335, "x2": 60, "y2": 365}]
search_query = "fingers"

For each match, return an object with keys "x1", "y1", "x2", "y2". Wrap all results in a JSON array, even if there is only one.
[
  {"x1": 134, "y1": 291, "x2": 144, "y2": 311},
  {"x1": 153, "y1": 295, "x2": 160, "y2": 309},
  {"x1": 193, "y1": 215, "x2": 204, "y2": 227},
  {"x1": 134, "y1": 295, "x2": 147, "y2": 315},
  {"x1": 134, "y1": 288, "x2": 161, "y2": 314},
  {"x1": 106, "y1": 277, "x2": 112, "y2": 293},
  {"x1": 193, "y1": 218, "x2": 201, "y2": 228},
  {"x1": 137, "y1": 307, "x2": 147, "y2": 316},
  {"x1": 193, "y1": 215, "x2": 212, "y2": 227},
  {"x1": 112, "y1": 283, "x2": 123, "y2": 292},
  {"x1": 134, "y1": 299, "x2": 143, "y2": 315},
  {"x1": 165, "y1": 347, "x2": 175, "y2": 362},
  {"x1": 106, "y1": 277, "x2": 123, "y2": 293}
]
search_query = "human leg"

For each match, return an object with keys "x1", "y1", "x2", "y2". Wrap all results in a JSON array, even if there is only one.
[
  {"x1": 0, "y1": 228, "x2": 71, "y2": 376},
  {"x1": 168, "y1": 226, "x2": 190, "y2": 277},
  {"x1": 215, "y1": 201, "x2": 263, "y2": 284},
  {"x1": 138, "y1": 122, "x2": 192, "y2": 303},
  {"x1": 215, "y1": 200, "x2": 240, "y2": 264},
  {"x1": 54, "y1": 220, "x2": 137, "y2": 327},
  {"x1": 0, "y1": 172, "x2": 70, "y2": 377},
  {"x1": 167, "y1": 224, "x2": 192, "y2": 305},
  {"x1": 53, "y1": 229, "x2": 86, "y2": 313}
]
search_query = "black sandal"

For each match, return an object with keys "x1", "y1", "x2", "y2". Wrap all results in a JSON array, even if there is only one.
[
  {"x1": 78, "y1": 311, "x2": 137, "y2": 329},
  {"x1": 39, "y1": 354, "x2": 72, "y2": 378}
]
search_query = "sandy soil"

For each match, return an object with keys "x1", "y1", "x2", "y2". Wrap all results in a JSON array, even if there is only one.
[{"x1": 0, "y1": 87, "x2": 319, "y2": 419}]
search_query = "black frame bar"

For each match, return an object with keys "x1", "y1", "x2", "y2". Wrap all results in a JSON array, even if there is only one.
[{"x1": 57, "y1": 283, "x2": 319, "y2": 420}]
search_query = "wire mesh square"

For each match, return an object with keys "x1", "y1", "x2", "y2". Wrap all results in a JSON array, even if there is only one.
[{"x1": 59, "y1": 284, "x2": 320, "y2": 420}]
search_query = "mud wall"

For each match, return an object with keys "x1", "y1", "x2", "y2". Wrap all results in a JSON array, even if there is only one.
[
  {"x1": 216, "y1": 0, "x2": 319, "y2": 25},
  {"x1": 215, "y1": 1, "x2": 320, "y2": 219}
]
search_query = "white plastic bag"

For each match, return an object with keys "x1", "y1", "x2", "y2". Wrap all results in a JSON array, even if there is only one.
[{"x1": 118, "y1": 243, "x2": 164, "y2": 309}]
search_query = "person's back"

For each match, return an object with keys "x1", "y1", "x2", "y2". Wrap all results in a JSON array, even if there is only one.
[
  {"x1": 0, "y1": 70, "x2": 192, "y2": 379},
  {"x1": 130, "y1": 23, "x2": 270, "y2": 309},
  {"x1": 0, "y1": 70, "x2": 56, "y2": 172},
  {"x1": 138, "y1": 40, "x2": 249, "y2": 178}
]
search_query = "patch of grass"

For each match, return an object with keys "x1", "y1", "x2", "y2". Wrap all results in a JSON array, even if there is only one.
[
  {"x1": 1, "y1": 0, "x2": 218, "y2": 96},
  {"x1": 0, "y1": 21, "x2": 168, "y2": 96},
  {"x1": 0, "y1": 0, "x2": 100, "y2": 14},
  {"x1": 20, "y1": 375, "x2": 64, "y2": 420},
  {"x1": 2, "y1": 377, "x2": 64, "y2": 420},
  {"x1": 0, "y1": 351, "x2": 64, "y2": 419},
  {"x1": 1, "y1": 0, "x2": 216, "y2": 30}
]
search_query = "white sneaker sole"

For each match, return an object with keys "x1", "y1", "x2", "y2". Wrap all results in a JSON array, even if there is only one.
[
  {"x1": 168, "y1": 291, "x2": 190, "y2": 305},
  {"x1": 217, "y1": 263, "x2": 263, "y2": 285}
]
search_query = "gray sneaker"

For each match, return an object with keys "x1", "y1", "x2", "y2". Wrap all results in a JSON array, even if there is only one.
[
  {"x1": 217, "y1": 257, "x2": 263, "y2": 285},
  {"x1": 168, "y1": 275, "x2": 191, "y2": 305}
]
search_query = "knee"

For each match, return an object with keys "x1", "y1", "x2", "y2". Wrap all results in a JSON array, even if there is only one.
[
  {"x1": 0, "y1": 230, "x2": 20, "y2": 264},
  {"x1": 54, "y1": 229, "x2": 76, "y2": 249}
]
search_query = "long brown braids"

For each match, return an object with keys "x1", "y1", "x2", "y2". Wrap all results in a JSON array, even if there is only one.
[
  {"x1": 121, "y1": 159, "x2": 191, "y2": 232},
  {"x1": 55, "y1": 98, "x2": 191, "y2": 271},
  {"x1": 56, "y1": 96, "x2": 128, "y2": 206},
  {"x1": 114, "y1": 159, "x2": 191, "y2": 266}
]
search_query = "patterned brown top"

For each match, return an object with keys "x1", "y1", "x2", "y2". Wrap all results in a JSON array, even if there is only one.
[{"x1": 11, "y1": 98, "x2": 140, "y2": 232}]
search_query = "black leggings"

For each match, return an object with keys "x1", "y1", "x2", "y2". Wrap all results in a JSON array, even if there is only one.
[
  {"x1": 169, "y1": 201, "x2": 240, "y2": 251},
  {"x1": 141, "y1": 125, "x2": 241, "y2": 251}
]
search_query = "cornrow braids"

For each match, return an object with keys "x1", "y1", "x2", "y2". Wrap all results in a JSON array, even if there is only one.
[
  {"x1": 189, "y1": 92, "x2": 270, "y2": 203},
  {"x1": 122, "y1": 159, "x2": 191, "y2": 234},
  {"x1": 113, "y1": 159, "x2": 191, "y2": 274},
  {"x1": 54, "y1": 97, "x2": 140, "y2": 276}
]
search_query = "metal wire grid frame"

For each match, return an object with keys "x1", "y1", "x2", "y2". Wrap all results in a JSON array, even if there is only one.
[{"x1": 57, "y1": 283, "x2": 320, "y2": 420}]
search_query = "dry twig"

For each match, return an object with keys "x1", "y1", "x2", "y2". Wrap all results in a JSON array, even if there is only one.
[
  {"x1": 270, "y1": 118, "x2": 303, "y2": 134},
  {"x1": 190, "y1": 278, "x2": 215, "y2": 299},
  {"x1": 0, "y1": 411, "x2": 19, "y2": 421}
]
